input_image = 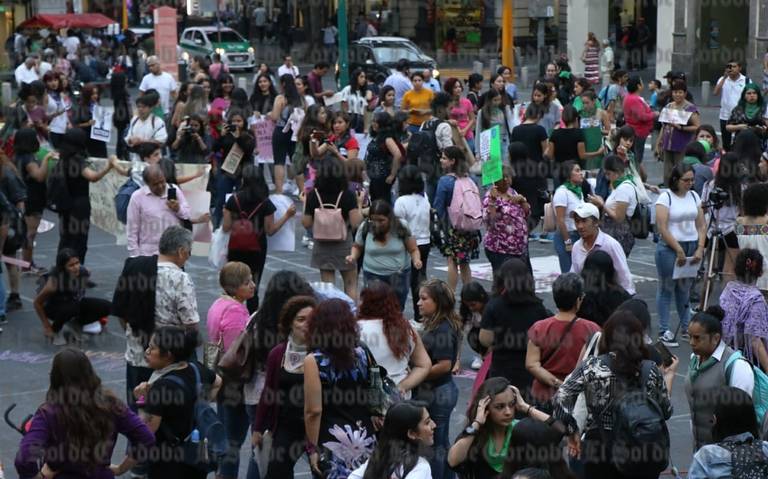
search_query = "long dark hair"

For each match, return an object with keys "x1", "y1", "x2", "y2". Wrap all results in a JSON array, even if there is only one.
[
  {"x1": 480, "y1": 89, "x2": 500, "y2": 130},
  {"x1": 459, "y1": 281, "x2": 489, "y2": 324},
  {"x1": 51, "y1": 248, "x2": 83, "y2": 294},
  {"x1": 279, "y1": 73, "x2": 302, "y2": 107},
  {"x1": 250, "y1": 73, "x2": 277, "y2": 113},
  {"x1": 419, "y1": 279, "x2": 462, "y2": 334},
  {"x1": 14, "y1": 127, "x2": 40, "y2": 155},
  {"x1": 368, "y1": 200, "x2": 410, "y2": 239},
  {"x1": 363, "y1": 401, "x2": 429, "y2": 479},
  {"x1": 309, "y1": 298, "x2": 360, "y2": 370},
  {"x1": 712, "y1": 386, "x2": 760, "y2": 442},
  {"x1": 492, "y1": 258, "x2": 540, "y2": 305},
  {"x1": 358, "y1": 281, "x2": 415, "y2": 360},
  {"x1": 46, "y1": 348, "x2": 123, "y2": 468},
  {"x1": 582, "y1": 250, "x2": 619, "y2": 292},
  {"x1": 465, "y1": 377, "x2": 513, "y2": 463},
  {"x1": 599, "y1": 311, "x2": 649, "y2": 376},
  {"x1": 237, "y1": 163, "x2": 269, "y2": 204},
  {"x1": 714, "y1": 152, "x2": 744, "y2": 208},
  {"x1": 214, "y1": 73, "x2": 235, "y2": 99},
  {"x1": 315, "y1": 155, "x2": 348, "y2": 196}
]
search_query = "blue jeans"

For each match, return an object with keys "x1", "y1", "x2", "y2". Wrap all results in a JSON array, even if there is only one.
[
  {"x1": 217, "y1": 400, "x2": 251, "y2": 479},
  {"x1": 553, "y1": 231, "x2": 581, "y2": 273},
  {"x1": 212, "y1": 172, "x2": 239, "y2": 229},
  {"x1": 363, "y1": 269, "x2": 411, "y2": 311},
  {"x1": 655, "y1": 240, "x2": 697, "y2": 334},
  {"x1": 426, "y1": 380, "x2": 458, "y2": 479}
]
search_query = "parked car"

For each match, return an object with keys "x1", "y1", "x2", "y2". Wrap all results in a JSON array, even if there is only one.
[
  {"x1": 340, "y1": 36, "x2": 439, "y2": 85},
  {"x1": 179, "y1": 26, "x2": 256, "y2": 71}
]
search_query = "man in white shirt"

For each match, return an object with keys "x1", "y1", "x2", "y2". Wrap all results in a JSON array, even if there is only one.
[
  {"x1": 600, "y1": 39, "x2": 614, "y2": 86},
  {"x1": 63, "y1": 31, "x2": 81, "y2": 56},
  {"x1": 252, "y1": 2, "x2": 267, "y2": 41},
  {"x1": 14, "y1": 56, "x2": 39, "y2": 86},
  {"x1": 383, "y1": 59, "x2": 413, "y2": 109},
  {"x1": 713, "y1": 60, "x2": 748, "y2": 151},
  {"x1": 139, "y1": 55, "x2": 178, "y2": 117},
  {"x1": 125, "y1": 95, "x2": 168, "y2": 162},
  {"x1": 277, "y1": 55, "x2": 299, "y2": 78}
]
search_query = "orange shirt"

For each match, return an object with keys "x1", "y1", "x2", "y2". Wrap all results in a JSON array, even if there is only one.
[{"x1": 402, "y1": 88, "x2": 435, "y2": 126}]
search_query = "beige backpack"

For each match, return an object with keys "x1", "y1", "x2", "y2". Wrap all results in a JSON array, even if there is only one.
[{"x1": 313, "y1": 190, "x2": 347, "y2": 241}]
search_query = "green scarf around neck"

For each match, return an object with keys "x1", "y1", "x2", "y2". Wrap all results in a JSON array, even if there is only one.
[
  {"x1": 486, "y1": 422, "x2": 516, "y2": 473},
  {"x1": 563, "y1": 181, "x2": 583, "y2": 199},
  {"x1": 683, "y1": 155, "x2": 701, "y2": 166},
  {"x1": 612, "y1": 173, "x2": 634, "y2": 189},
  {"x1": 745, "y1": 102, "x2": 762, "y2": 119}
]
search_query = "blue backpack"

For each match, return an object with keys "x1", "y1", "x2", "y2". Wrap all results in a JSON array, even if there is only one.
[
  {"x1": 114, "y1": 178, "x2": 140, "y2": 224},
  {"x1": 164, "y1": 362, "x2": 227, "y2": 472},
  {"x1": 725, "y1": 351, "x2": 768, "y2": 428}
]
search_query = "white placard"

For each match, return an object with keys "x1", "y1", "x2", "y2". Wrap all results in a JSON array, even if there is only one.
[
  {"x1": 90, "y1": 106, "x2": 113, "y2": 143},
  {"x1": 673, "y1": 257, "x2": 700, "y2": 280},
  {"x1": 658, "y1": 107, "x2": 692, "y2": 126},
  {"x1": 267, "y1": 194, "x2": 296, "y2": 252}
]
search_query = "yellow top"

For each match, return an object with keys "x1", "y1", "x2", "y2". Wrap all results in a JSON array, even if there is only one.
[{"x1": 402, "y1": 88, "x2": 435, "y2": 126}]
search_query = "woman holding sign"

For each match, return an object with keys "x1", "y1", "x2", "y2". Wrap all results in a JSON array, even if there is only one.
[
  {"x1": 211, "y1": 109, "x2": 256, "y2": 229},
  {"x1": 71, "y1": 84, "x2": 108, "y2": 159},
  {"x1": 655, "y1": 80, "x2": 700, "y2": 186}
]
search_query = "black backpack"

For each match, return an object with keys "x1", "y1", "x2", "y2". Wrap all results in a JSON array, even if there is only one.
[
  {"x1": 601, "y1": 355, "x2": 670, "y2": 478},
  {"x1": 406, "y1": 119, "x2": 442, "y2": 178},
  {"x1": 629, "y1": 188, "x2": 651, "y2": 239}
]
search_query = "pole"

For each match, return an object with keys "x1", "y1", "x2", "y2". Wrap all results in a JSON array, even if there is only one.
[
  {"x1": 337, "y1": 0, "x2": 349, "y2": 87},
  {"x1": 501, "y1": 0, "x2": 514, "y2": 79}
]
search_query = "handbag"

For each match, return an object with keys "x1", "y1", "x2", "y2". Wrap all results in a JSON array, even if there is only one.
[
  {"x1": 208, "y1": 228, "x2": 230, "y2": 270},
  {"x1": 217, "y1": 310, "x2": 259, "y2": 382},
  {"x1": 573, "y1": 331, "x2": 602, "y2": 431},
  {"x1": 360, "y1": 342, "x2": 402, "y2": 416},
  {"x1": 543, "y1": 202, "x2": 556, "y2": 233}
]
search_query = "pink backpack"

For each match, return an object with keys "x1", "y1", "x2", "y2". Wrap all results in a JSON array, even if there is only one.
[
  {"x1": 313, "y1": 190, "x2": 347, "y2": 241},
  {"x1": 448, "y1": 176, "x2": 483, "y2": 231}
]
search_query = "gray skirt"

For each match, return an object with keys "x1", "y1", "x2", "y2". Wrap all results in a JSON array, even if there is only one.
[{"x1": 311, "y1": 235, "x2": 355, "y2": 272}]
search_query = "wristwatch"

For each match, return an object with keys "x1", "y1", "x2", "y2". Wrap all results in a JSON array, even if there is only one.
[{"x1": 464, "y1": 421, "x2": 480, "y2": 435}]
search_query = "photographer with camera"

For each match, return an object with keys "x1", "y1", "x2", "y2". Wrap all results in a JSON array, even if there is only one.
[
  {"x1": 171, "y1": 114, "x2": 209, "y2": 164},
  {"x1": 701, "y1": 152, "x2": 744, "y2": 286}
]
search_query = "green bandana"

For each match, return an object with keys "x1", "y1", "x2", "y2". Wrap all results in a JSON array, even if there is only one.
[
  {"x1": 745, "y1": 102, "x2": 761, "y2": 119},
  {"x1": 689, "y1": 354, "x2": 719, "y2": 383},
  {"x1": 611, "y1": 173, "x2": 634, "y2": 190},
  {"x1": 563, "y1": 181, "x2": 583, "y2": 199},
  {"x1": 698, "y1": 139, "x2": 712, "y2": 153},
  {"x1": 683, "y1": 155, "x2": 702, "y2": 166},
  {"x1": 486, "y1": 422, "x2": 517, "y2": 473}
]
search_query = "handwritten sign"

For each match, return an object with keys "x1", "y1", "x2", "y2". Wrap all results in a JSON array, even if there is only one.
[
  {"x1": 658, "y1": 107, "x2": 692, "y2": 125},
  {"x1": 251, "y1": 116, "x2": 274, "y2": 163},
  {"x1": 479, "y1": 126, "x2": 503, "y2": 186},
  {"x1": 91, "y1": 106, "x2": 113, "y2": 143},
  {"x1": 221, "y1": 143, "x2": 244, "y2": 175}
]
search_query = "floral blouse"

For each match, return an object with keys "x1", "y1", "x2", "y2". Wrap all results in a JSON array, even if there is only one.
[{"x1": 482, "y1": 189, "x2": 530, "y2": 255}]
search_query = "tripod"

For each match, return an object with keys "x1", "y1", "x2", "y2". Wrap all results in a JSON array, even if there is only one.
[{"x1": 698, "y1": 202, "x2": 726, "y2": 311}]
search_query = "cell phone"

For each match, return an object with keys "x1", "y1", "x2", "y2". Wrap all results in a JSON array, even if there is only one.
[
  {"x1": 167, "y1": 187, "x2": 177, "y2": 201},
  {"x1": 654, "y1": 341, "x2": 674, "y2": 368}
]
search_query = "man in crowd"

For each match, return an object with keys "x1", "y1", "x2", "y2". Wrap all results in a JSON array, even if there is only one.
[
  {"x1": 14, "y1": 55, "x2": 39, "y2": 86},
  {"x1": 307, "y1": 62, "x2": 335, "y2": 105},
  {"x1": 139, "y1": 55, "x2": 178, "y2": 120},
  {"x1": 569, "y1": 203, "x2": 636, "y2": 295},
  {"x1": 714, "y1": 60, "x2": 749, "y2": 151},
  {"x1": 383, "y1": 58, "x2": 412, "y2": 109},
  {"x1": 126, "y1": 165, "x2": 191, "y2": 258},
  {"x1": 252, "y1": 1, "x2": 267, "y2": 42},
  {"x1": 277, "y1": 54, "x2": 299, "y2": 78},
  {"x1": 423, "y1": 68, "x2": 441, "y2": 92}
]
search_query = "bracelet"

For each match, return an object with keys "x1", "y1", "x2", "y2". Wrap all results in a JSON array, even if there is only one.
[{"x1": 526, "y1": 405, "x2": 534, "y2": 416}]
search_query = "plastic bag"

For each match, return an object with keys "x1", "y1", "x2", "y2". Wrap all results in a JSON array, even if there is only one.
[{"x1": 208, "y1": 228, "x2": 230, "y2": 270}]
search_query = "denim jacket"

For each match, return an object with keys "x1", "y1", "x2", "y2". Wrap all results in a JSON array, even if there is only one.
[{"x1": 688, "y1": 432, "x2": 768, "y2": 478}]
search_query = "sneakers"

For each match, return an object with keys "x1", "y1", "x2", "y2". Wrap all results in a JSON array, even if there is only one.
[
  {"x1": 659, "y1": 330, "x2": 679, "y2": 347},
  {"x1": 82, "y1": 322, "x2": 103, "y2": 334},
  {"x1": 471, "y1": 356, "x2": 483, "y2": 370},
  {"x1": 52, "y1": 331, "x2": 66, "y2": 346},
  {"x1": 6, "y1": 294, "x2": 21, "y2": 311},
  {"x1": 301, "y1": 235, "x2": 312, "y2": 247},
  {"x1": 22, "y1": 263, "x2": 47, "y2": 275}
]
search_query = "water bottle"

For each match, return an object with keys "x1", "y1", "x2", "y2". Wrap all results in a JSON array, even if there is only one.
[{"x1": 190, "y1": 428, "x2": 200, "y2": 443}]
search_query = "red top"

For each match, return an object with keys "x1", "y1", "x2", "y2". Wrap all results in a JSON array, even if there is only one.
[
  {"x1": 623, "y1": 93, "x2": 656, "y2": 138},
  {"x1": 527, "y1": 316, "x2": 601, "y2": 403}
]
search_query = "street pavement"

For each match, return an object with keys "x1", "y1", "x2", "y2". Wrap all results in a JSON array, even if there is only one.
[{"x1": 0, "y1": 78, "x2": 727, "y2": 478}]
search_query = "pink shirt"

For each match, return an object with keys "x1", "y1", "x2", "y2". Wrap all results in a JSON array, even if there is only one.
[
  {"x1": 207, "y1": 297, "x2": 250, "y2": 351},
  {"x1": 126, "y1": 184, "x2": 191, "y2": 257},
  {"x1": 450, "y1": 97, "x2": 474, "y2": 139}
]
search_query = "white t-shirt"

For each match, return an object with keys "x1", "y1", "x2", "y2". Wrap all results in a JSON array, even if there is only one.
[
  {"x1": 125, "y1": 114, "x2": 168, "y2": 162},
  {"x1": 341, "y1": 85, "x2": 367, "y2": 116},
  {"x1": 14, "y1": 64, "x2": 38, "y2": 85},
  {"x1": 718, "y1": 74, "x2": 748, "y2": 120},
  {"x1": 139, "y1": 72, "x2": 178, "y2": 115},
  {"x1": 552, "y1": 186, "x2": 583, "y2": 231},
  {"x1": 277, "y1": 64, "x2": 299, "y2": 78},
  {"x1": 348, "y1": 457, "x2": 432, "y2": 479},
  {"x1": 63, "y1": 36, "x2": 80, "y2": 55},
  {"x1": 656, "y1": 189, "x2": 701, "y2": 242},
  {"x1": 394, "y1": 193, "x2": 431, "y2": 246},
  {"x1": 322, "y1": 26, "x2": 337, "y2": 45},
  {"x1": 606, "y1": 181, "x2": 638, "y2": 219},
  {"x1": 47, "y1": 92, "x2": 70, "y2": 135},
  {"x1": 358, "y1": 319, "x2": 415, "y2": 386}
]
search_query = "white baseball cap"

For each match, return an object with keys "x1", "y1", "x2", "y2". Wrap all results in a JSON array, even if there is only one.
[{"x1": 572, "y1": 203, "x2": 600, "y2": 220}]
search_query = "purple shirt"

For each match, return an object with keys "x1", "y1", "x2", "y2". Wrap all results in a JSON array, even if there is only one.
[
  {"x1": 126, "y1": 183, "x2": 191, "y2": 257},
  {"x1": 570, "y1": 229, "x2": 636, "y2": 295},
  {"x1": 660, "y1": 102, "x2": 699, "y2": 153},
  {"x1": 307, "y1": 71, "x2": 324, "y2": 98},
  {"x1": 15, "y1": 404, "x2": 155, "y2": 479}
]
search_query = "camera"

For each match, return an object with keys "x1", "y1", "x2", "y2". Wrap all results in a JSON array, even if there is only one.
[{"x1": 707, "y1": 187, "x2": 729, "y2": 209}]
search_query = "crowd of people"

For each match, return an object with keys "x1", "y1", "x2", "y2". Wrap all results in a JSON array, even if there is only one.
[{"x1": 6, "y1": 24, "x2": 768, "y2": 479}]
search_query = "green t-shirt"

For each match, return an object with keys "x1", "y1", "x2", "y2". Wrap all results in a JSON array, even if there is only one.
[{"x1": 354, "y1": 224, "x2": 410, "y2": 275}]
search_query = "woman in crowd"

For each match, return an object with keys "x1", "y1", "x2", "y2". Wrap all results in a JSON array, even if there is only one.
[
  {"x1": 14, "y1": 128, "x2": 54, "y2": 274},
  {"x1": 656, "y1": 80, "x2": 700, "y2": 185},
  {"x1": 270, "y1": 73, "x2": 306, "y2": 194},
  {"x1": 577, "y1": 250, "x2": 632, "y2": 327},
  {"x1": 720, "y1": 248, "x2": 768, "y2": 372},
  {"x1": 252, "y1": 295, "x2": 317, "y2": 478},
  {"x1": 249, "y1": 73, "x2": 278, "y2": 118},
  {"x1": 498, "y1": 65, "x2": 519, "y2": 103},
  {"x1": 578, "y1": 90, "x2": 611, "y2": 171},
  {"x1": 571, "y1": 78, "x2": 600, "y2": 114},
  {"x1": 434, "y1": 146, "x2": 481, "y2": 292},
  {"x1": 623, "y1": 76, "x2": 657, "y2": 163},
  {"x1": 348, "y1": 200, "x2": 422, "y2": 310},
  {"x1": 702, "y1": 151, "x2": 742, "y2": 284},
  {"x1": 349, "y1": 401, "x2": 436, "y2": 478},
  {"x1": 509, "y1": 109, "x2": 548, "y2": 238},
  {"x1": 357, "y1": 281, "x2": 431, "y2": 395},
  {"x1": 210, "y1": 73, "x2": 235, "y2": 119},
  {"x1": 34, "y1": 248, "x2": 111, "y2": 344},
  {"x1": 686, "y1": 307, "x2": 756, "y2": 450},
  {"x1": 138, "y1": 327, "x2": 222, "y2": 479},
  {"x1": 253, "y1": 62, "x2": 277, "y2": 88},
  {"x1": 14, "y1": 348, "x2": 155, "y2": 478},
  {"x1": 230, "y1": 88, "x2": 252, "y2": 118},
  {"x1": 207, "y1": 261, "x2": 256, "y2": 479},
  {"x1": 480, "y1": 258, "x2": 550, "y2": 399},
  {"x1": 211, "y1": 109, "x2": 256, "y2": 228},
  {"x1": 71, "y1": 83, "x2": 108, "y2": 158},
  {"x1": 529, "y1": 81, "x2": 560, "y2": 136},
  {"x1": 655, "y1": 163, "x2": 706, "y2": 346},
  {"x1": 482, "y1": 165, "x2": 530, "y2": 275},
  {"x1": 394, "y1": 165, "x2": 431, "y2": 320},
  {"x1": 295, "y1": 76, "x2": 317, "y2": 107},
  {"x1": 688, "y1": 387, "x2": 768, "y2": 477},
  {"x1": 55, "y1": 128, "x2": 116, "y2": 265},
  {"x1": 222, "y1": 164, "x2": 296, "y2": 312},
  {"x1": 294, "y1": 104, "x2": 330, "y2": 197},
  {"x1": 43, "y1": 71, "x2": 69, "y2": 149},
  {"x1": 445, "y1": 77, "x2": 476, "y2": 151},
  {"x1": 589, "y1": 154, "x2": 638, "y2": 257},
  {"x1": 475, "y1": 89, "x2": 510, "y2": 162},
  {"x1": 168, "y1": 81, "x2": 190, "y2": 143},
  {"x1": 526, "y1": 273, "x2": 601, "y2": 407},
  {"x1": 402, "y1": 71, "x2": 435, "y2": 133},
  {"x1": 553, "y1": 311, "x2": 677, "y2": 477},
  {"x1": 110, "y1": 71, "x2": 131, "y2": 161},
  {"x1": 726, "y1": 82, "x2": 767, "y2": 140},
  {"x1": 302, "y1": 156, "x2": 363, "y2": 299},
  {"x1": 737, "y1": 182, "x2": 768, "y2": 293},
  {"x1": 460, "y1": 282, "x2": 490, "y2": 370},
  {"x1": 466, "y1": 73, "x2": 484, "y2": 111},
  {"x1": 318, "y1": 111, "x2": 361, "y2": 162},
  {"x1": 416, "y1": 279, "x2": 462, "y2": 479},
  {"x1": 487, "y1": 73, "x2": 515, "y2": 117},
  {"x1": 341, "y1": 68, "x2": 373, "y2": 133},
  {"x1": 182, "y1": 84, "x2": 210, "y2": 122},
  {"x1": 546, "y1": 105, "x2": 598, "y2": 183},
  {"x1": 552, "y1": 161, "x2": 587, "y2": 272},
  {"x1": 581, "y1": 33, "x2": 601, "y2": 85},
  {"x1": 373, "y1": 85, "x2": 396, "y2": 118},
  {"x1": 304, "y1": 299, "x2": 376, "y2": 478},
  {"x1": 448, "y1": 377, "x2": 564, "y2": 478}
]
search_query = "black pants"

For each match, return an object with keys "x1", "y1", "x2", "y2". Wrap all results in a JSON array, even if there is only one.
[
  {"x1": 265, "y1": 421, "x2": 305, "y2": 479},
  {"x1": 582, "y1": 429, "x2": 662, "y2": 479},
  {"x1": 45, "y1": 297, "x2": 111, "y2": 333},
  {"x1": 58, "y1": 198, "x2": 91, "y2": 264},
  {"x1": 369, "y1": 177, "x2": 391, "y2": 204},
  {"x1": 721, "y1": 119, "x2": 733, "y2": 151},
  {"x1": 115, "y1": 125, "x2": 129, "y2": 161},
  {"x1": 411, "y1": 244, "x2": 431, "y2": 321},
  {"x1": 228, "y1": 248, "x2": 267, "y2": 313}
]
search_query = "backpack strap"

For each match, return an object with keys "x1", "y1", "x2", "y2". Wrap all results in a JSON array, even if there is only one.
[
  {"x1": 724, "y1": 350, "x2": 751, "y2": 386},
  {"x1": 234, "y1": 194, "x2": 263, "y2": 220},
  {"x1": 315, "y1": 189, "x2": 324, "y2": 209},
  {"x1": 334, "y1": 191, "x2": 344, "y2": 208},
  {"x1": 540, "y1": 316, "x2": 579, "y2": 367}
]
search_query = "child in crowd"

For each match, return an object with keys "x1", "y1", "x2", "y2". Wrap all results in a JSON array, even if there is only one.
[{"x1": 460, "y1": 281, "x2": 490, "y2": 370}]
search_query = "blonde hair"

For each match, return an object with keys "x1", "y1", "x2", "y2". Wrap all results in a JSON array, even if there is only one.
[{"x1": 219, "y1": 261, "x2": 252, "y2": 296}]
